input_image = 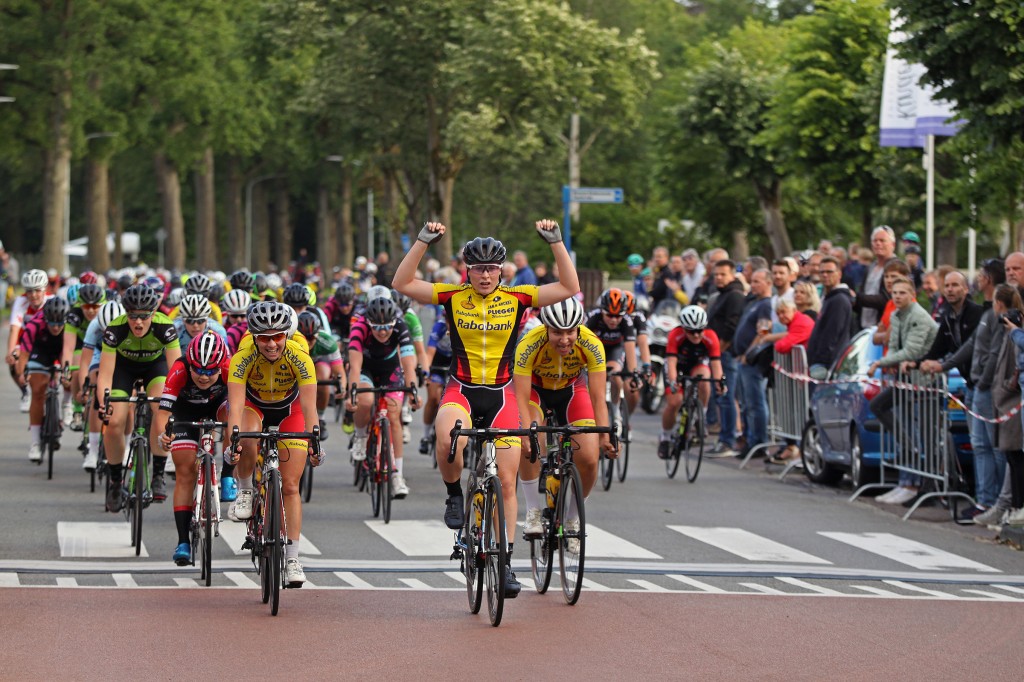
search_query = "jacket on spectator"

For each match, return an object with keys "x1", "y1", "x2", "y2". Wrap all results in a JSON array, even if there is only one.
[
  {"x1": 650, "y1": 267, "x2": 682, "y2": 306},
  {"x1": 806, "y1": 285, "x2": 853, "y2": 368},
  {"x1": 923, "y1": 297, "x2": 984, "y2": 384},
  {"x1": 978, "y1": 321, "x2": 1006, "y2": 392},
  {"x1": 854, "y1": 256, "x2": 897, "y2": 327},
  {"x1": 876, "y1": 301, "x2": 938, "y2": 367},
  {"x1": 993, "y1": 332, "x2": 1022, "y2": 450},
  {"x1": 707, "y1": 279, "x2": 746, "y2": 351},
  {"x1": 681, "y1": 263, "x2": 705, "y2": 302},
  {"x1": 731, "y1": 294, "x2": 773, "y2": 358},
  {"x1": 775, "y1": 311, "x2": 814, "y2": 354}
]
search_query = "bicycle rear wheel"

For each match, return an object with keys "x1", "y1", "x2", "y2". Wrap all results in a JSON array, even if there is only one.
[
  {"x1": 300, "y1": 459, "x2": 313, "y2": 503},
  {"x1": 617, "y1": 405, "x2": 630, "y2": 482},
  {"x1": 684, "y1": 402, "x2": 705, "y2": 483},
  {"x1": 529, "y1": 503, "x2": 554, "y2": 594},
  {"x1": 463, "y1": 487, "x2": 484, "y2": 614},
  {"x1": 558, "y1": 464, "x2": 586, "y2": 605},
  {"x1": 267, "y1": 469, "x2": 283, "y2": 615},
  {"x1": 368, "y1": 431, "x2": 381, "y2": 518},
  {"x1": 202, "y1": 454, "x2": 214, "y2": 586},
  {"x1": 666, "y1": 411, "x2": 685, "y2": 479},
  {"x1": 44, "y1": 391, "x2": 58, "y2": 480},
  {"x1": 380, "y1": 423, "x2": 393, "y2": 524},
  {"x1": 483, "y1": 476, "x2": 507, "y2": 627},
  {"x1": 599, "y1": 450, "x2": 613, "y2": 491}
]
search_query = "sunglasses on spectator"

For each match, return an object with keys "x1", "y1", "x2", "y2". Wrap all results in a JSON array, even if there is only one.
[
  {"x1": 184, "y1": 317, "x2": 206, "y2": 325},
  {"x1": 127, "y1": 312, "x2": 153, "y2": 321},
  {"x1": 468, "y1": 264, "x2": 501, "y2": 274},
  {"x1": 191, "y1": 366, "x2": 220, "y2": 377},
  {"x1": 371, "y1": 322, "x2": 396, "y2": 332},
  {"x1": 254, "y1": 331, "x2": 287, "y2": 343},
  {"x1": 818, "y1": 268, "x2": 839, "y2": 275}
]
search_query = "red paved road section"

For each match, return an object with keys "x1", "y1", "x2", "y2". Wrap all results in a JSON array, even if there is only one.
[{"x1": 3, "y1": 589, "x2": 1021, "y2": 679}]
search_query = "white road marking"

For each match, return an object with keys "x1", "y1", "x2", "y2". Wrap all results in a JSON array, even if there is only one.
[
  {"x1": 56, "y1": 577, "x2": 78, "y2": 587},
  {"x1": 112, "y1": 573, "x2": 137, "y2": 588},
  {"x1": 849, "y1": 585, "x2": 904, "y2": 597},
  {"x1": 333, "y1": 572, "x2": 373, "y2": 588},
  {"x1": 217, "y1": 522, "x2": 320, "y2": 556},
  {"x1": 581, "y1": 578, "x2": 611, "y2": 592},
  {"x1": 960, "y1": 589, "x2": 1019, "y2": 601},
  {"x1": 224, "y1": 571, "x2": 258, "y2": 588},
  {"x1": 774, "y1": 577, "x2": 842, "y2": 595},
  {"x1": 399, "y1": 578, "x2": 431, "y2": 590},
  {"x1": 819, "y1": 532, "x2": 999, "y2": 572},
  {"x1": 443, "y1": 571, "x2": 465, "y2": 585},
  {"x1": 57, "y1": 522, "x2": 149, "y2": 558},
  {"x1": 666, "y1": 574, "x2": 727, "y2": 593},
  {"x1": 738, "y1": 582, "x2": 786, "y2": 595},
  {"x1": 518, "y1": 576, "x2": 536, "y2": 591},
  {"x1": 0, "y1": 573, "x2": 19, "y2": 586},
  {"x1": 174, "y1": 578, "x2": 198, "y2": 588},
  {"x1": 882, "y1": 580, "x2": 957, "y2": 598},
  {"x1": 628, "y1": 579, "x2": 670, "y2": 592},
  {"x1": 365, "y1": 520, "x2": 454, "y2": 556},
  {"x1": 585, "y1": 525, "x2": 662, "y2": 559},
  {"x1": 668, "y1": 526, "x2": 830, "y2": 564},
  {"x1": 991, "y1": 584, "x2": 1024, "y2": 596}
]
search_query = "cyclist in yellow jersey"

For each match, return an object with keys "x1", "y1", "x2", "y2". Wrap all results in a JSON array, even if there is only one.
[
  {"x1": 393, "y1": 219, "x2": 579, "y2": 598},
  {"x1": 225, "y1": 301, "x2": 319, "y2": 587},
  {"x1": 514, "y1": 297, "x2": 617, "y2": 538}
]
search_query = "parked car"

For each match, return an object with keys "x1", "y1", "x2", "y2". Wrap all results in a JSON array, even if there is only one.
[{"x1": 800, "y1": 327, "x2": 972, "y2": 489}]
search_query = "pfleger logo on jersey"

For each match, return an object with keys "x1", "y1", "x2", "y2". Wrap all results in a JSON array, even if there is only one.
[
  {"x1": 489, "y1": 306, "x2": 515, "y2": 316},
  {"x1": 457, "y1": 318, "x2": 513, "y2": 332}
]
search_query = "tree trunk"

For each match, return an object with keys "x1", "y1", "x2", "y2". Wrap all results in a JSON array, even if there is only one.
[
  {"x1": 753, "y1": 178, "x2": 792, "y2": 259},
  {"x1": 337, "y1": 165, "x2": 354, "y2": 271},
  {"x1": 252, "y1": 181, "x2": 270, "y2": 273},
  {"x1": 224, "y1": 158, "x2": 244, "y2": 271},
  {"x1": 42, "y1": 74, "x2": 72, "y2": 273},
  {"x1": 154, "y1": 152, "x2": 186, "y2": 271},
  {"x1": 316, "y1": 184, "x2": 337, "y2": 275},
  {"x1": 273, "y1": 182, "x2": 292, "y2": 272},
  {"x1": 194, "y1": 147, "x2": 217, "y2": 270},
  {"x1": 861, "y1": 202, "x2": 874, "y2": 248},
  {"x1": 85, "y1": 158, "x2": 111, "y2": 272},
  {"x1": 110, "y1": 173, "x2": 124, "y2": 269},
  {"x1": 386, "y1": 170, "x2": 404, "y2": 268},
  {"x1": 731, "y1": 229, "x2": 749, "y2": 263},
  {"x1": 438, "y1": 175, "x2": 454, "y2": 263}
]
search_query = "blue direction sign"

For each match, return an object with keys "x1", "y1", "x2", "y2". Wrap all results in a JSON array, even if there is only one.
[{"x1": 565, "y1": 186, "x2": 624, "y2": 204}]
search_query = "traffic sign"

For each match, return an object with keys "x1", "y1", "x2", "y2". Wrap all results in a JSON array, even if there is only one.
[{"x1": 567, "y1": 186, "x2": 624, "y2": 204}]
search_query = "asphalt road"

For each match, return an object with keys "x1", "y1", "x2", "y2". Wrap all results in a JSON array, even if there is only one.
[{"x1": 0, "y1": 346, "x2": 1021, "y2": 679}]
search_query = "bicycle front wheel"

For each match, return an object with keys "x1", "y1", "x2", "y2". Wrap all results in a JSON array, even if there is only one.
[
  {"x1": 617, "y1": 405, "x2": 630, "y2": 482},
  {"x1": 266, "y1": 469, "x2": 283, "y2": 616},
  {"x1": 367, "y1": 431, "x2": 381, "y2": 517},
  {"x1": 684, "y1": 402, "x2": 705, "y2": 483},
  {"x1": 529, "y1": 504, "x2": 554, "y2": 594},
  {"x1": 380, "y1": 422, "x2": 393, "y2": 524},
  {"x1": 666, "y1": 412, "x2": 685, "y2": 480},
  {"x1": 44, "y1": 392, "x2": 58, "y2": 480},
  {"x1": 202, "y1": 454, "x2": 214, "y2": 586},
  {"x1": 300, "y1": 458, "x2": 313, "y2": 503},
  {"x1": 483, "y1": 476, "x2": 507, "y2": 627},
  {"x1": 599, "y1": 450, "x2": 613, "y2": 491},
  {"x1": 464, "y1": 488, "x2": 483, "y2": 614},
  {"x1": 557, "y1": 465, "x2": 586, "y2": 605}
]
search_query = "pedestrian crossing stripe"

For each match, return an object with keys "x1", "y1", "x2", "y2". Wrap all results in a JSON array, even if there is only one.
[{"x1": 54, "y1": 522, "x2": 1001, "y2": 575}]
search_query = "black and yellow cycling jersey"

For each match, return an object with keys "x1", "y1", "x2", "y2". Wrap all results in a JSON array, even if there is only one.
[
  {"x1": 229, "y1": 335, "x2": 316, "y2": 408},
  {"x1": 432, "y1": 282, "x2": 539, "y2": 385},
  {"x1": 513, "y1": 323, "x2": 606, "y2": 391}
]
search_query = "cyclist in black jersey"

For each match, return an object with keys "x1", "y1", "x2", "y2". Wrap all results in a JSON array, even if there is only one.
[{"x1": 584, "y1": 288, "x2": 638, "y2": 433}]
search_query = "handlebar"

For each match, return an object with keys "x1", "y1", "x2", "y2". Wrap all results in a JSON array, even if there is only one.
[
  {"x1": 229, "y1": 425, "x2": 322, "y2": 463},
  {"x1": 447, "y1": 419, "x2": 542, "y2": 465},
  {"x1": 530, "y1": 423, "x2": 619, "y2": 463},
  {"x1": 349, "y1": 384, "x2": 418, "y2": 396}
]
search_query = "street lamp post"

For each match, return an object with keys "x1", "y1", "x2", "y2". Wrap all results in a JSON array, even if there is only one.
[{"x1": 245, "y1": 174, "x2": 280, "y2": 271}]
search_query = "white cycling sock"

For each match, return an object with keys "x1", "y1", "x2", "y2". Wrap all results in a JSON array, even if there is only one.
[
  {"x1": 565, "y1": 495, "x2": 587, "y2": 524},
  {"x1": 520, "y1": 478, "x2": 541, "y2": 511},
  {"x1": 355, "y1": 425, "x2": 368, "y2": 438},
  {"x1": 285, "y1": 540, "x2": 299, "y2": 561},
  {"x1": 237, "y1": 475, "x2": 253, "y2": 492},
  {"x1": 88, "y1": 432, "x2": 100, "y2": 457},
  {"x1": 393, "y1": 457, "x2": 402, "y2": 476},
  {"x1": 29, "y1": 424, "x2": 41, "y2": 444},
  {"x1": 661, "y1": 430, "x2": 673, "y2": 441}
]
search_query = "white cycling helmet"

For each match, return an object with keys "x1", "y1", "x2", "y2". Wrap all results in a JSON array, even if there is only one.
[
  {"x1": 366, "y1": 285, "x2": 391, "y2": 302},
  {"x1": 166, "y1": 287, "x2": 185, "y2": 308},
  {"x1": 97, "y1": 301, "x2": 126, "y2": 330},
  {"x1": 22, "y1": 269, "x2": 48, "y2": 291},
  {"x1": 678, "y1": 305, "x2": 708, "y2": 331},
  {"x1": 221, "y1": 288, "x2": 252, "y2": 315},
  {"x1": 539, "y1": 297, "x2": 585, "y2": 330},
  {"x1": 178, "y1": 294, "x2": 212, "y2": 320},
  {"x1": 265, "y1": 273, "x2": 283, "y2": 291},
  {"x1": 287, "y1": 305, "x2": 298, "y2": 338}
]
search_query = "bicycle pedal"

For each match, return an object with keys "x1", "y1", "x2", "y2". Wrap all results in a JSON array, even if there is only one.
[
  {"x1": 241, "y1": 536, "x2": 253, "y2": 550},
  {"x1": 450, "y1": 546, "x2": 463, "y2": 561}
]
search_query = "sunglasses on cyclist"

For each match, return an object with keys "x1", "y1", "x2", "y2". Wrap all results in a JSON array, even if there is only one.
[
  {"x1": 82, "y1": 303, "x2": 101, "y2": 311},
  {"x1": 127, "y1": 312, "x2": 153, "y2": 321},
  {"x1": 371, "y1": 322, "x2": 396, "y2": 333},
  {"x1": 191, "y1": 366, "x2": 220, "y2": 377},
  {"x1": 468, "y1": 264, "x2": 501, "y2": 274},
  {"x1": 254, "y1": 331, "x2": 287, "y2": 343},
  {"x1": 184, "y1": 317, "x2": 206, "y2": 325}
]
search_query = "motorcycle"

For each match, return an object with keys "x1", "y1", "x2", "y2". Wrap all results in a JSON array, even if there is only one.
[{"x1": 641, "y1": 298, "x2": 681, "y2": 414}]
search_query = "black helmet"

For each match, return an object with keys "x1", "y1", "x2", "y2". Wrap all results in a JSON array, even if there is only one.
[
  {"x1": 334, "y1": 281, "x2": 355, "y2": 305},
  {"x1": 116, "y1": 273, "x2": 134, "y2": 290},
  {"x1": 390, "y1": 289, "x2": 411, "y2": 313},
  {"x1": 77, "y1": 283, "x2": 106, "y2": 306},
  {"x1": 43, "y1": 297, "x2": 71, "y2": 324},
  {"x1": 462, "y1": 237, "x2": 506, "y2": 265},
  {"x1": 229, "y1": 269, "x2": 255, "y2": 293},
  {"x1": 184, "y1": 272, "x2": 212, "y2": 295},
  {"x1": 251, "y1": 272, "x2": 268, "y2": 294},
  {"x1": 122, "y1": 284, "x2": 161, "y2": 311},
  {"x1": 282, "y1": 283, "x2": 309, "y2": 306},
  {"x1": 246, "y1": 301, "x2": 292, "y2": 334},
  {"x1": 364, "y1": 297, "x2": 401, "y2": 326},
  {"x1": 297, "y1": 310, "x2": 322, "y2": 338}
]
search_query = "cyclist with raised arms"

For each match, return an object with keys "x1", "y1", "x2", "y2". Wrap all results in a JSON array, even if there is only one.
[
  {"x1": 659, "y1": 305, "x2": 725, "y2": 459},
  {"x1": 17, "y1": 297, "x2": 71, "y2": 463},
  {"x1": 225, "y1": 301, "x2": 320, "y2": 587},
  {"x1": 96, "y1": 285, "x2": 181, "y2": 510},
  {"x1": 585, "y1": 288, "x2": 639, "y2": 433},
  {"x1": 346, "y1": 297, "x2": 420, "y2": 498},
  {"x1": 392, "y1": 219, "x2": 579, "y2": 598},
  {"x1": 513, "y1": 297, "x2": 616, "y2": 538},
  {"x1": 153, "y1": 332, "x2": 231, "y2": 566}
]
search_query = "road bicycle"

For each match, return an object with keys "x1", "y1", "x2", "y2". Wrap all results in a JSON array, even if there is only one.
[
  {"x1": 77, "y1": 376, "x2": 100, "y2": 492},
  {"x1": 38, "y1": 363, "x2": 65, "y2": 481},
  {"x1": 528, "y1": 420, "x2": 616, "y2": 605},
  {"x1": 351, "y1": 384, "x2": 417, "y2": 523},
  {"x1": 448, "y1": 420, "x2": 540, "y2": 627},
  {"x1": 105, "y1": 384, "x2": 162, "y2": 556},
  {"x1": 601, "y1": 368, "x2": 640, "y2": 490},
  {"x1": 666, "y1": 375, "x2": 722, "y2": 482},
  {"x1": 232, "y1": 425, "x2": 321, "y2": 616},
  {"x1": 167, "y1": 418, "x2": 226, "y2": 586}
]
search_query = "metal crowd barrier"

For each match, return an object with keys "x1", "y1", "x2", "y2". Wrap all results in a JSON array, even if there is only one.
[
  {"x1": 848, "y1": 369, "x2": 975, "y2": 520},
  {"x1": 740, "y1": 346, "x2": 809, "y2": 480}
]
